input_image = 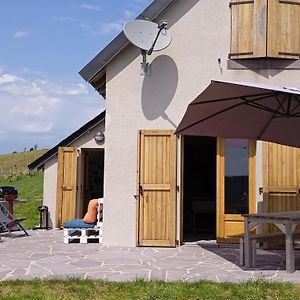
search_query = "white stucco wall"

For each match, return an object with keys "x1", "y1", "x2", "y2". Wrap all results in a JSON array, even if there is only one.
[
  {"x1": 42, "y1": 121, "x2": 105, "y2": 227},
  {"x1": 102, "y1": 0, "x2": 300, "y2": 246},
  {"x1": 43, "y1": 158, "x2": 58, "y2": 228}
]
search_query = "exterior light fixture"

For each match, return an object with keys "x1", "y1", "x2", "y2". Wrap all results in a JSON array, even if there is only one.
[{"x1": 94, "y1": 131, "x2": 105, "y2": 142}]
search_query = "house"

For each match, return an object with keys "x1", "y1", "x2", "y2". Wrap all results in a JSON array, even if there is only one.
[
  {"x1": 45, "y1": 0, "x2": 299, "y2": 248},
  {"x1": 28, "y1": 111, "x2": 105, "y2": 228}
]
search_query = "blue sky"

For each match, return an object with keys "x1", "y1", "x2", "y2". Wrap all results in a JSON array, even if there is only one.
[{"x1": 0, "y1": 0, "x2": 152, "y2": 154}]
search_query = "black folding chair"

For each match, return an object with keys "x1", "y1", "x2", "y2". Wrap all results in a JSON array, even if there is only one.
[{"x1": 0, "y1": 201, "x2": 29, "y2": 236}]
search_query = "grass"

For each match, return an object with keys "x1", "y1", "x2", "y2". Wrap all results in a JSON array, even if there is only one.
[
  {"x1": 0, "y1": 149, "x2": 47, "y2": 180},
  {"x1": 0, "y1": 172, "x2": 43, "y2": 229},
  {"x1": 0, "y1": 150, "x2": 46, "y2": 229},
  {"x1": 0, "y1": 279, "x2": 299, "y2": 300}
]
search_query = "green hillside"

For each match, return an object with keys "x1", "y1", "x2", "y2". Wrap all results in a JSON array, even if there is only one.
[
  {"x1": 0, "y1": 149, "x2": 47, "y2": 180},
  {"x1": 0, "y1": 150, "x2": 47, "y2": 228},
  {"x1": 0, "y1": 172, "x2": 44, "y2": 229}
]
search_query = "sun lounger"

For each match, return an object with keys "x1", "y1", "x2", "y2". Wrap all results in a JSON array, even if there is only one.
[{"x1": 0, "y1": 200, "x2": 29, "y2": 236}]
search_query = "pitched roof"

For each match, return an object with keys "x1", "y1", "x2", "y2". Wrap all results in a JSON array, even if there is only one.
[
  {"x1": 28, "y1": 110, "x2": 105, "y2": 171},
  {"x1": 79, "y1": 0, "x2": 174, "y2": 83}
]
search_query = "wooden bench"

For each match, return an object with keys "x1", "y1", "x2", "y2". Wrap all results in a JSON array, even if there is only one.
[
  {"x1": 63, "y1": 198, "x2": 103, "y2": 244},
  {"x1": 238, "y1": 230, "x2": 300, "y2": 266},
  {"x1": 63, "y1": 226, "x2": 103, "y2": 244}
]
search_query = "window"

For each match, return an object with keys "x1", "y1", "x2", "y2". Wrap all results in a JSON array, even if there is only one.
[
  {"x1": 224, "y1": 139, "x2": 249, "y2": 214},
  {"x1": 229, "y1": 0, "x2": 300, "y2": 59}
]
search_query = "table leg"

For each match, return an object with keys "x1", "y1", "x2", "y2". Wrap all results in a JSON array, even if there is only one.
[
  {"x1": 244, "y1": 216, "x2": 252, "y2": 267},
  {"x1": 285, "y1": 222, "x2": 295, "y2": 273}
]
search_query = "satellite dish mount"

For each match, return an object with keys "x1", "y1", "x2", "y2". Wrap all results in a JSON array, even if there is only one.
[{"x1": 124, "y1": 19, "x2": 171, "y2": 75}]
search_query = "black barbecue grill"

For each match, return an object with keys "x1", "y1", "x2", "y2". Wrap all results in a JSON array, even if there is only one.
[{"x1": 0, "y1": 186, "x2": 18, "y2": 215}]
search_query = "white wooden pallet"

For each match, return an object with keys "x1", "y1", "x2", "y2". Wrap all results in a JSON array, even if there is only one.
[{"x1": 63, "y1": 224, "x2": 103, "y2": 244}]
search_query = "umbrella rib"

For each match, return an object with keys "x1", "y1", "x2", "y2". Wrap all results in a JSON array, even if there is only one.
[
  {"x1": 190, "y1": 92, "x2": 274, "y2": 105},
  {"x1": 248, "y1": 94, "x2": 300, "y2": 117},
  {"x1": 243, "y1": 92, "x2": 293, "y2": 116},
  {"x1": 290, "y1": 95, "x2": 300, "y2": 115},
  {"x1": 192, "y1": 92, "x2": 286, "y2": 115},
  {"x1": 273, "y1": 93, "x2": 286, "y2": 114},
  {"x1": 257, "y1": 115, "x2": 274, "y2": 139},
  {"x1": 176, "y1": 101, "x2": 245, "y2": 134},
  {"x1": 286, "y1": 95, "x2": 292, "y2": 116},
  {"x1": 191, "y1": 90, "x2": 300, "y2": 117},
  {"x1": 245, "y1": 102, "x2": 285, "y2": 116},
  {"x1": 257, "y1": 96, "x2": 288, "y2": 138},
  {"x1": 178, "y1": 89, "x2": 300, "y2": 135}
]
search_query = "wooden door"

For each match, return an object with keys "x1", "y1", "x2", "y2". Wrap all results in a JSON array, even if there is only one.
[
  {"x1": 263, "y1": 143, "x2": 300, "y2": 232},
  {"x1": 56, "y1": 147, "x2": 78, "y2": 228},
  {"x1": 137, "y1": 130, "x2": 177, "y2": 247},
  {"x1": 217, "y1": 138, "x2": 256, "y2": 242},
  {"x1": 79, "y1": 150, "x2": 86, "y2": 217}
]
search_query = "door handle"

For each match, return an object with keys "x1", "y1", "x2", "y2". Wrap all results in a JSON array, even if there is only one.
[{"x1": 62, "y1": 185, "x2": 71, "y2": 191}]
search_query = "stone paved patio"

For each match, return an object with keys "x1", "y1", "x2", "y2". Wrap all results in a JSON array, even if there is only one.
[{"x1": 1, "y1": 229, "x2": 300, "y2": 282}]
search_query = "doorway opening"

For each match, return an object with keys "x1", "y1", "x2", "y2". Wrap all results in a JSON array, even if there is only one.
[
  {"x1": 81, "y1": 148, "x2": 104, "y2": 216},
  {"x1": 183, "y1": 136, "x2": 216, "y2": 242}
]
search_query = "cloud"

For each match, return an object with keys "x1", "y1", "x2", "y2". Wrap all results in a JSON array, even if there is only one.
[
  {"x1": 0, "y1": 73, "x2": 24, "y2": 85},
  {"x1": 53, "y1": 16, "x2": 79, "y2": 22},
  {"x1": 20, "y1": 67, "x2": 46, "y2": 76},
  {"x1": 124, "y1": 10, "x2": 136, "y2": 20},
  {"x1": 80, "y1": 4, "x2": 102, "y2": 12},
  {"x1": 18, "y1": 122, "x2": 54, "y2": 133},
  {"x1": 52, "y1": 16, "x2": 91, "y2": 31},
  {"x1": 13, "y1": 31, "x2": 29, "y2": 38},
  {"x1": 53, "y1": 1, "x2": 151, "y2": 36},
  {"x1": 97, "y1": 22, "x2": 123, "y2": 34},
  {"x1": 53, "y1": 14, "x2": 123, "y2": 35},
  {"x1": 94, "y1": 1, "x2": 151, "y2": 35},
  {"x1": 0, "y1": 69, "x2": 103, "y2": 154},
  {"x1": 93, "y1": 11, "x2": 135, "y2": 35}
]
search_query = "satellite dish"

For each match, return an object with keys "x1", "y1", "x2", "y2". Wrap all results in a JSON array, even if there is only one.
[
  {"x1": 123, "y1": 19, "x2": 171, "y2": 74},
  {"x1": 124, "y1": 19, "x2": 171, "y2": 52}
]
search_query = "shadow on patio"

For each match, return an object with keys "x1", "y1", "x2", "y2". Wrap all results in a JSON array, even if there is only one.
[{"x1": 197, "y1": 240, "x2": 300, "y2": 271}]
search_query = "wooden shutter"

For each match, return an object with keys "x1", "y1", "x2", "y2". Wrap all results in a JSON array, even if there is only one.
[
  {"x1": 229, "y1": 0, "x2": 267, "y2": 59},
  {"x1": 137, "y1": 130, "x2": 177, "y2": 247},
  {"x1": 268, "y1": 0, "x2": 300, "y2": 59},
  {"x1": 56, "y1": 147, "x2": 78, "y2": 228},
  {"x1": 263, "y1": 142, "x2": 300, "y2": 233}
]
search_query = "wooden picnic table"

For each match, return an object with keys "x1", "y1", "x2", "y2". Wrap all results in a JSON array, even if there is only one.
[{"x1": 243, "y1": 211, "x2": 300, "y2": 273}]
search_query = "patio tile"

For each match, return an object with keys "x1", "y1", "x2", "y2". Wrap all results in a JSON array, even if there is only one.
[
  {"x1": 2, "y1": 229, "x2": 300, "y2": 282},
  {"x1": 69, "y1": 259, "x2": 102, "y2": 268}
]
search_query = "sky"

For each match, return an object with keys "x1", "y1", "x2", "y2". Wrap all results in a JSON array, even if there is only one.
[{"x1": 0, "y1": 0, "x2": 152, "y2": 154}]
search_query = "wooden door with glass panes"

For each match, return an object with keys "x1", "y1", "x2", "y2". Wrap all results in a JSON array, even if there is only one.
[{"x1": 216, "y1": 138, "x2": 256, "y2": 242}]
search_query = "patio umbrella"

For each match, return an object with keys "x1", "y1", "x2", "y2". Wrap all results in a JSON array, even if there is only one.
[{"x1": 176, "y1": 80, "x2": 300, "y2": 148}]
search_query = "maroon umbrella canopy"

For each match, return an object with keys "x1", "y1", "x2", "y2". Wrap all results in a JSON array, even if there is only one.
[{"x1": 176, "y1": 80, "x2": 300, "y2": 148}]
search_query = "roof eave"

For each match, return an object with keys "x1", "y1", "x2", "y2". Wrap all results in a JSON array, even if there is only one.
[
  {"x1": 28, "y1": 111, "x2": 106, "y2": 171},
  {"x1": 79, "y1": 0, "x2": 174, "y2": 83}
]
